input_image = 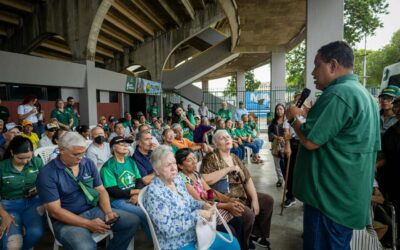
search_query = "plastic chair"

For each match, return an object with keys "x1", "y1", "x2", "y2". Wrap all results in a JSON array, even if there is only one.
[
  {"x1": 34, "y1": 145, "x2": 58, "y2": 164},
  {"x1": 245, "y1": 147, "x2": 252, "y2": 165},
  {"x1": 138, "y1": 186, "x2": 161, "y2": 250},
  {"x1": 45, "y1": 210, "x2": 112, "y2": 250}
]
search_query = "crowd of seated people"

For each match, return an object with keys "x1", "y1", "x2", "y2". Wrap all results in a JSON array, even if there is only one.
[{"x1": 0, "y1": 98, "x2": 271, "y2": 249}]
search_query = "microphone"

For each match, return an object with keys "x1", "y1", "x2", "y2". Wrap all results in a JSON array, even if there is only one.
[{"x1": 295, "y1": 88, "x2": 311, "y2": 108}]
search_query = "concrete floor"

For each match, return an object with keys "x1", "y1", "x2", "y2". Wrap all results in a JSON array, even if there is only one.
[{"x1": 37, "y1": 136, "x2": 304, "y2": 249}]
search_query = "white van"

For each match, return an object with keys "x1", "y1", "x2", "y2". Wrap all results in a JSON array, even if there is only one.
[{"x1": 381, "y1": 62, "x2": 400, "y2": 91}]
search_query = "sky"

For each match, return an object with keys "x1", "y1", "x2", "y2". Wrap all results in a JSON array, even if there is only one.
[{"x1": 196, "y1": 0, "x2": 399, "y2": 90}]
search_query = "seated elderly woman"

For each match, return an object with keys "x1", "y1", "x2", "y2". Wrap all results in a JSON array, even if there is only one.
[
  {"x1": 0, "y1": 136, "x2": 45, "y2": 249},
  {"x1": 143, "y1": 145, "x2": 240, "y2": 250},
  {"x1": 172, "y1": 123, "x2": 213, "y2": 154},
  {"x1": 176, "y1": 148, "x2": 250, "y2": 250},
  {"x1": 100, "y1": 136, "x2": 151, "y2": 239},
  {"x1": 201, "y1": 130, "x2": 274, "y2": 249}
]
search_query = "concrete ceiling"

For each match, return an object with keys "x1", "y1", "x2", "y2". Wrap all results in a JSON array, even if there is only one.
[{"x1": 0, "y1": 0, "x2": 306, "y2": 82}]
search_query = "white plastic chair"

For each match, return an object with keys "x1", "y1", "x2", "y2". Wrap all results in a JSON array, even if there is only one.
[
  {"x1": 45, "y1": 210, "x2": 112, "y2": 250},
  {"x1": 34, "y1": 145, "x2": 58, "y2": 164},
  {"x1": 245, "y1": 147, "x2": 252, "y2": 165},
  {"x1": 138, "y1": 186, "x2": 161, "y2": 250}
]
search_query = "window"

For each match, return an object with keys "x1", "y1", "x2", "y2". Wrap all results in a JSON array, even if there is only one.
[
  {"x1": 1, "y1": 83, "x2": 61, "y2": 101},
  {"x1": 109, "y1": 92, "x2": 118, "y2": 103}
]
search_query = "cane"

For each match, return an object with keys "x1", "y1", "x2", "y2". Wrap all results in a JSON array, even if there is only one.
[{"x1": 280, "y1": 153, "x2": 291, "y2": 216}]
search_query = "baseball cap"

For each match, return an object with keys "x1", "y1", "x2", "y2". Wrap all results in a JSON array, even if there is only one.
[
  {"x1": 379, "y1": 85, "x2": 400, "y2": 97},
  {"x1": 194, "y1": 115, "x2": 201, "y2": 120},
  {"x1": 5, "y1": 122, "x2": 22, "y2": 132},
  {"x1": 46, "y1": 123, "x2": 58, "y2": 131},
  {"x1": 21, "y1": 120, "x2": 33, "y2": 127},
  {"x1": 109, "y1": 136, "x2": 133, "y2": 148}
]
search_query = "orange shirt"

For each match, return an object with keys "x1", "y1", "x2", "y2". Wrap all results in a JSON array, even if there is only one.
[{"x1": 172, "y1": 138, "x2": 194, "y2": 149}]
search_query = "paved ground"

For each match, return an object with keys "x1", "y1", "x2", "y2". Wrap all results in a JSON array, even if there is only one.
[{"x1": 37, "y1": 135, "x2": 305, "y2": 249}]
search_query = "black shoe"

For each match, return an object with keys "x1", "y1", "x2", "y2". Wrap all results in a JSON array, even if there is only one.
[
  {"x1": 276, "y1": 181, "x2": 282, "y2": 187},
  {"x1": 283, "y1": 198, "x2": 296, "y2": 208},
  {"x1": 248, "y1": 240, "x2": 256, "y2": 250},
  {"x1": 253, "y1": 237, "x2": 271, "y2": 248}
]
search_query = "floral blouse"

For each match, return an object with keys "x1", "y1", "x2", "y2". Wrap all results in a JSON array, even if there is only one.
[{"x1": 143, "y1": 175, "x2": 204, "y2": 249}]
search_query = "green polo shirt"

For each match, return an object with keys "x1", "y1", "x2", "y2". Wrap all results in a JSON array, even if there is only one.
[
  {"x1": 0, "y1": 156, "x2": 43, "y2": 200},
  {"x1": 225, "y1": 128, "x2": 237, "y2": 139},
  {"x1": 244, "y1": 122, "x2": 258, "y2": 138},
  {"x1": 51, "y1": 108, "x2": 72, "y2": 127},
  {"x1": 65, "y1": 106, "x2": 79, "y2": 128},
  {"x1": 293, "y1": 74, "x2": 381, "y2": 229},
  {"x1": 217, "y1": 109, "x2": 232, "y2": 121},
  {"x1": 100, "y1": 156, "x2": 142, "y2": 193},
  {"x1": 147, "y1": 105, "x2": 160, "y2": 118}
]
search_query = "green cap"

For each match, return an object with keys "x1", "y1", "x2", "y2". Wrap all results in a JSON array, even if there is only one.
[{"x1": 379, "y1": 85, "x2": 400, "y2": 97}]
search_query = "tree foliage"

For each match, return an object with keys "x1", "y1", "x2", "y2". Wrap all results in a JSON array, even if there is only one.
[
  {"x1": 224, "y1": 71, "x2": 262, "y2": 96},
  {"x1": 286, "y1": 0, "x2": 389, "y2": 87},
  {"x1": 344, "y1": 0, "x2": 389, "y2": 46}
]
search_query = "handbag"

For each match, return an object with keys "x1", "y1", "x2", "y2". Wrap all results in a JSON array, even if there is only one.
[
  {"x1": 196, "y1": 205, "x2": 234, "y2": 250},
  {"x1": 64, "y1": 168, "x2": 99, "y2": 207}
]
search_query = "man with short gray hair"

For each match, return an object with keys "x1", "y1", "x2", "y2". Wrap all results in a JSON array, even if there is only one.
[
  {"x1": 132, "y1": 130, "x2": 155, "y2": 185},
  {"x1": 37, "y1": 132, "x2": 140, "y2": 250}
]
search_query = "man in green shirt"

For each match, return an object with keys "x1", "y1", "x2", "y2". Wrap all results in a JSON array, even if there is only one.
[
  {"x1": 65, "y1": 97, "x2": 80, "y2": 129},
  {"x1": 287, "y1": 41, "x2": 380, "y2": 249},
  {"x1": 217, "y1": 101, "x2": 232, "y2": 121},
  {"x1": 147, "y1": 101, "x2": 160, "y2": 120}
]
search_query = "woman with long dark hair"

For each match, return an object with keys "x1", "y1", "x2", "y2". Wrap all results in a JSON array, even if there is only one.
[
  {"x1": 0, "y1": 136, "x2": 45, "y2": 249},
  {"x1": 171, "y1": 103, "x2": 196, "y2": 141},
  {"x1": 267, "y1": 103, "x2": 287, "y2": 187}
]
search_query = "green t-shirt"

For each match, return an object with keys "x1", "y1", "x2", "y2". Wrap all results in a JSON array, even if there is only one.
[
  {"x1": 0, "y1": 156, "x2": 43, "y2": 200},
  {"x1": 51, "y1": 108, "x2": 72, "y2": 127},
  {"x1": 179, "y1": 113, "x2": 195, "y2": 141},
  {"x1": 147, "y1": 105, "x2": 160, "y2": 118},
  {"x1": 244, "y1": 122, "x2": 257, "y2": 138},
  {"x1": 293, "y1": 74, "x2": 381, "y2": 229},
  {"x1": 234, "y1": 128, "x2": 249, "y2": 138},
  {"x1": 225, "y1": 128, "x2": 236, "y2": 139},
  {"x1": 217, "y1": 109, "x2": 232, "y2": 121},
  {"x1": 100, "y1": 157, "x2": 142, "y2": 194},
  {"x1": 65, "y1": 106, "x2": 79, "y2": 128},
  {"x1": 0, "y1": 106, "x2": 10, "y2": 123}
]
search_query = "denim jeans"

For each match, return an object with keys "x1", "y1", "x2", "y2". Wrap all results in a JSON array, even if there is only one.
[
  {"x1": 179, "y1": 232, "x2": 240, "y2": 250},
  {"x1": 52, "y1": 207, "x2": 140, "y2": 250},
  {"x1": 303, "y1": 204, "x2": 353, "y2": 250},
  {"x1": 253, "y1": 138, "x2": 264, "y2": 150},
  {"x1": 111, "y1": 199, "x2": 151, "y2": 240},
  {"x1": 230, "y1": 147, "x2": 244, "y2": 160},
  {"x1": 244, "y1": 142, "x2": 260, "y2": 154},
  {"x1": 1, "y1": 196, "x2": 45, "y2": 250}
]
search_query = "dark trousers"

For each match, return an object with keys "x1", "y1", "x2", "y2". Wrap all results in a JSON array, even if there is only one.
[
  {"x1": 217, "y1": 216, "x2": 247, "y2": 250},
  {"x1": 286, "y1": 139, "x2": 299, "y2": 200},
  {"x1": 241, "y1": 192, "x2": 274, "y2": 244}
]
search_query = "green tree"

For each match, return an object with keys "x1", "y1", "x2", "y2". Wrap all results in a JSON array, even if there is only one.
[
  {"x1": 344, "y1": 0, "x2": 389, "y2": 46},
  {"x1": 285, "y1": 0, "x2": 389, "y2": 87},
  {"x1": 223, "y1": 71, "x2": 262, "y2": 96}
]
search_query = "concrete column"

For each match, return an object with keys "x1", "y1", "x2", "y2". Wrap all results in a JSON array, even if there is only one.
[
  {"x1": 202, "y1": 79, "x2": 209, "y2": 92},
  {"x1": 236, "y1": 71, "x2": 245, "y2": 105},
  {"x1": 270, "y1": 52, "x2": 286, "y2": 113},
  {"x1": 80, "y1": 60, "x2": 98, "y2": 126},
  {"x1": 306, "y1": 0, "x2": 344, "y2": 100}
]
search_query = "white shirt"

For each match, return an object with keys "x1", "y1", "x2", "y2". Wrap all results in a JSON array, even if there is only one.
[
  {"x1": 86, "y1": 142, "x2": 112, "y2": 170},
  {"x1": 17, "y1": 105, "x2": 38, "y2": 123},
  {"x1": 283, "y1": 116, "x2": 306, "y2": 140},
  {"x1": 198, "y1": 106, "x2": 209, "y2": 116},
  {"x1": 38, "y1": 135, "x2": 54, "y2": 148}
]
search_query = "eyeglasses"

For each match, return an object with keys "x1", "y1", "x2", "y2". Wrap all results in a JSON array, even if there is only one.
[
  {"x1": 117, "y1": 142, "x2": 129, "y2": 147},
  {"x1": 379, "y1": 96, "x2": 394, "y2": 102}
]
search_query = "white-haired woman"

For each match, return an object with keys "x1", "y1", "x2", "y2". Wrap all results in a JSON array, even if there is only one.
[
  {"x1": 143, "y1": 145, "x2": 240, "y2": 250},
  {"x1": 200, "y1": 130, "x2": 274, "y2": 249}
]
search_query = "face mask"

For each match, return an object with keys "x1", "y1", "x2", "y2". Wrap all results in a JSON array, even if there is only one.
[{"x1": 94, "y1": 136, "x2": 106, "y2": 144}]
